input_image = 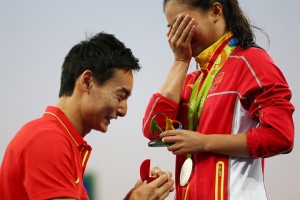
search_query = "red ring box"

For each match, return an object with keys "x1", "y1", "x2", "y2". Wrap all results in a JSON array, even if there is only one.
[{"x1": 140, "y1": 159, "x2": 157, "y2": 183}]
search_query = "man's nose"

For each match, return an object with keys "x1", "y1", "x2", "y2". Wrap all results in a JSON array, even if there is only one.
[{"x1": 117, "y1": 100, "x2": 127, "y2": 117}]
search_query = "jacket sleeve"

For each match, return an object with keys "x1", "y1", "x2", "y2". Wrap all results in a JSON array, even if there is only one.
[
  {"x1": 142, "y1": 93, "x2": 179, "y2": 140},
  {"x1": 238, "y1": 48, "x2": 295, "y2": 158},
  {"x1": 246, "y1": 83, "x2": 294, "y2": 158}
]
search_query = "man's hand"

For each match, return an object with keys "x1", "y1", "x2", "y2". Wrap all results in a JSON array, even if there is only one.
[{"x1": 125, "y1": 167, "x2": 174, "y2": 200}]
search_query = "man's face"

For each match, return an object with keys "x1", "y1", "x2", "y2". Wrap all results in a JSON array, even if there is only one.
[{"x1": 82, "y1": 69, "x2": 133, "y2": 133}]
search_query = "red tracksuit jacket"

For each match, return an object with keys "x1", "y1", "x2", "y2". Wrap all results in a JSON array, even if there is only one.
[{"x1": 143, "y1": 47, "x2": 294, "y2": 200}]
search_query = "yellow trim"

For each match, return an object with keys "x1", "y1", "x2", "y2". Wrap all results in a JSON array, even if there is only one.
[
  {"x1": 82, "y1": 149, "x2": 90, "y2": 166},
  {"x1": 215, "y1": 161, "x2": 225, "y2": 200},
  {"x1": 44, "y1": 111, "x2": 79, "y2": 146},
  {"x1": 75, "y1": 177, "x2": 80, "y2": 184},
  {"x1": 184, "y1": 183, "x2": 190, "y2": 200},
  {"x1": 45, "y1": 110, "x2": 90, "y2": 176}
]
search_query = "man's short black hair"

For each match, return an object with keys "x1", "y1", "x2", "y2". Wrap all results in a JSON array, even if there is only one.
[{"x1": 59, "y1": 32, "x2": 141, "y2": 97}]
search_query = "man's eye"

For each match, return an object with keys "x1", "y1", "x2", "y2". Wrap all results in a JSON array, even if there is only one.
[{"x1": 116, "y1": 93, "x2": 125, "y2": 102}]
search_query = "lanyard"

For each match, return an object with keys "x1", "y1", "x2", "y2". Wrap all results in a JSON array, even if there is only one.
[
  {"x1": 188, "y1": 33, "x2": 236, "y2": 131},
  {"x1": 182, "y1": 34, "x2": 237, "y2": 199}
]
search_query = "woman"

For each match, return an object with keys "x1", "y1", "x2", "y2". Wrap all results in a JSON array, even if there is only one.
[{"x1": 142, "y1": 0, "x2": 295, "y2": 199}]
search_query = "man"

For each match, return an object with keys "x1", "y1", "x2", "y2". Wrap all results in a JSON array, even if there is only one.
[{"x1": 0, "y1": 32, "x2": 174, "y2": 200}]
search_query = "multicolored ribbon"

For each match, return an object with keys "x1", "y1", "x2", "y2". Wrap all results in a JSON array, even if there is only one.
[{"x1": 188, "y1": 32, "x2": 237, "y2": 131}]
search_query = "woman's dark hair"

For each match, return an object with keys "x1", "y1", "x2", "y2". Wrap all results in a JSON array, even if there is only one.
[
  {"x1": 59, "y1": 32, "x2": 141, "y2": 97},
  {"x1": 163, "y1": 0, "x2": 268, "y2": 49}
]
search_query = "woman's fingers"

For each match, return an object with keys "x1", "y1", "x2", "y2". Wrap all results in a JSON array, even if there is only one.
[{"x1": 169, "y1": 15, "x2": 194, "y2": 44}]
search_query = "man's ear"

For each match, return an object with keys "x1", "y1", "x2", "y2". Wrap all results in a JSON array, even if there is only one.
[
  {"x1": 80, "y1": 70, "x2": 94, "y2": 93},
  {"x1": 211, "y1": 2, "x2": 223, "y2": 22}
]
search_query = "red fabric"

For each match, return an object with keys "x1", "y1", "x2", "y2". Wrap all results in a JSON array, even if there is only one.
[
  {"x1": 0, "y1": 106, "x2": 91, "y2": 200},
  {"x1": 140, "y1": 159, "x2": 156, "y2": 183},
  {"x1": 142, "y1": 47, "x2": 294, "y2": 200}
]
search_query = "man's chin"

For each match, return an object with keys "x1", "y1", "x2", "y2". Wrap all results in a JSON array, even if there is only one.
[{"x1": 98, "y1": 126, "x2": 108, "y2": 133}]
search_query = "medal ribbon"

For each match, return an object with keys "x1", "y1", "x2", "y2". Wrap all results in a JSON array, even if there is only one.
[
  {"x1": 188, "y1": 32, "x2": 237, "y2": 131},
  {"x1": 181, "y1": 33, "x2": 237, "y2": 199}
]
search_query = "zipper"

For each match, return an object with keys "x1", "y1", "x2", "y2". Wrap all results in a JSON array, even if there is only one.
[{"x1": 215, "y1": 161, "x2": 224, "y2": 200}]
